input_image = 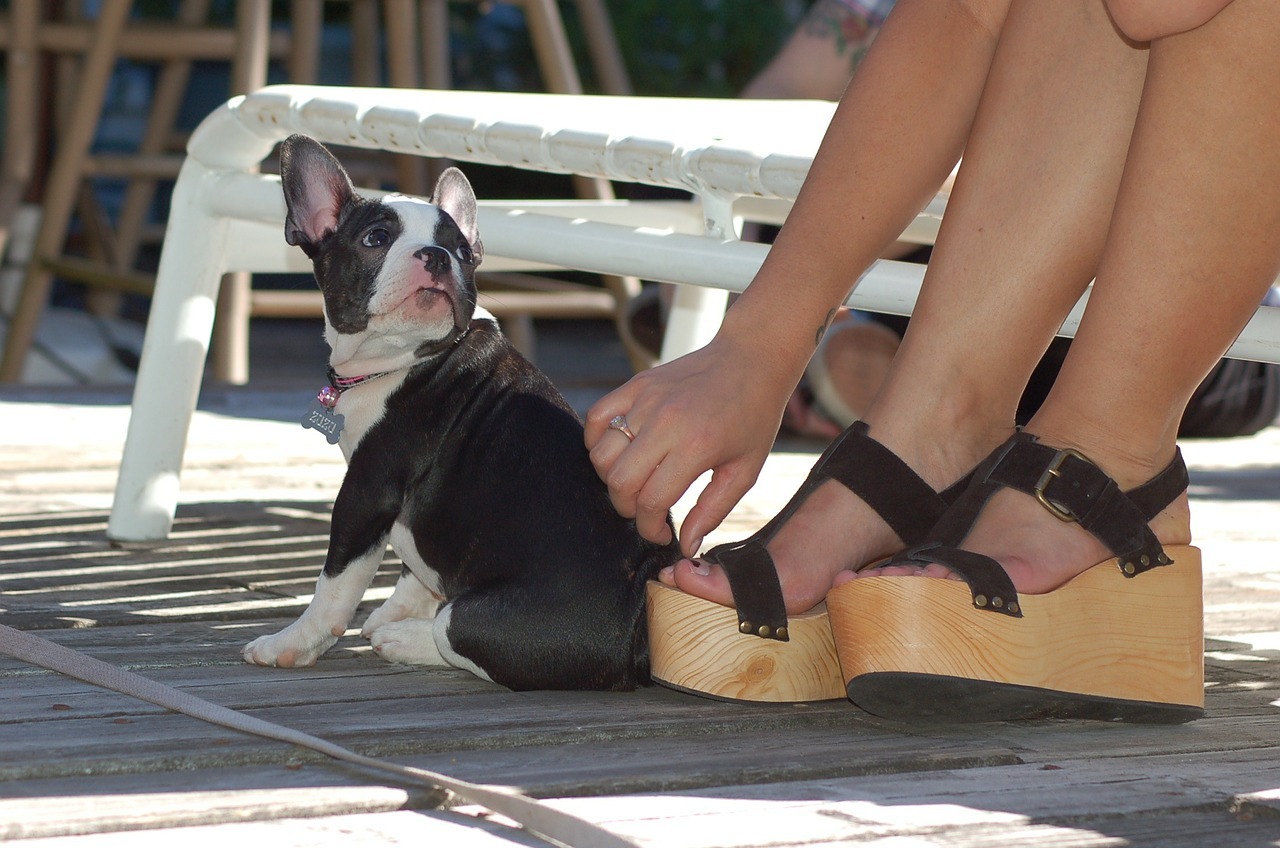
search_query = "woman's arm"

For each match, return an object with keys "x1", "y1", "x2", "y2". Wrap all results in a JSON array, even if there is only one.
[
  {"x1": 586, "y1": 0, "x2": 1013, "y2": 553},
  {"x1": 1104, "y1": 0, "x2": 1238, "y2": 41}
]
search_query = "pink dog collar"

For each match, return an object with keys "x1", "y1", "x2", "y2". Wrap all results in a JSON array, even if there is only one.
[{"x1": 318, "y1": 369, "x2": 393, "y2": 409}]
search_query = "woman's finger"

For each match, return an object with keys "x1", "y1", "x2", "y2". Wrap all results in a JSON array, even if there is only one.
[
  {"x1": 587, "y1": 426, "x2": 633, "y2": 505},
  {"x1": 600, "y1": 426, "x2": 676, "y2": 529},
  {"x1": 584, "y1": 380, "x2": 641, "y2": 452},
  {"x1": 677, "y1": 460, "x2": 765, "y2": 557},
  {"x1": 630, "y1": 450, "x2": 711, "y2": 546}
]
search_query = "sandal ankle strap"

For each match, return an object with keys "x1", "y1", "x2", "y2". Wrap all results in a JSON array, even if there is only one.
[
  {"x1": 984, "y1": 434, "x2": 1185, "y2": 575},
  {"x1": 899, "y1": 432, "x2": 1188, "y2": 618}
]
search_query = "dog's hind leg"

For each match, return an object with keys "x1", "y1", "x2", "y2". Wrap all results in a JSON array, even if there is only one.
[
  {"x1": 368, "y1": 613, "x2": 456, "y2": 669},
  {"x1": 362, "y1": 566, "x2": 442, "y2": 638},
  {"x1": 429, "y1": 603, "x2": 493, "y2": 680},
  {"x1": 436, "y1": 586, "x2": 640, "y2": 690},
  {"x1": 364, "y1": 576, "x2": 454, "y2": 669}
]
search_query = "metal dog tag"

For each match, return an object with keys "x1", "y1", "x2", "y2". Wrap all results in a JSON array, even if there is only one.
[{"x1": 302, "y1": 397, "x2": 344, "y2": 444}]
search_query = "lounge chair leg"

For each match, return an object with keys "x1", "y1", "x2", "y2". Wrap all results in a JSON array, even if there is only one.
[{"x1": 108, "y1": 160, "x2": 230, "y2": 544}]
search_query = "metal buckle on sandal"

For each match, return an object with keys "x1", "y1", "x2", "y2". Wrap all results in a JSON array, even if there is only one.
[{"x1": 1033, "y1": 448, "x2": 1091, "y2": 522}]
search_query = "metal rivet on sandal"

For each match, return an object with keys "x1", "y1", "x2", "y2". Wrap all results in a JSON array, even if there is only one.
[
  {"x1": 739, "y1": 621, "x2": 753, "y2": 635},
  {"x1": 1140, "y1": 554, "x2": 1150, "y2": 567},
  {"x1": 775, "y1": 626, "x2": 788, "y2": 640},
  {"x1": 992, "y1": 596, "x2": 1004, "y2": 608},
  {"x1": 974, "y1": 594, "x2": 988, "y2": 608},
  {"x1": 1007, "y1": 601, "x2": 1020, "y2": 614},
  {"x1": 757, "y1": 625, "x2": 772, "y2": 638},
  {"x1": 1158, "y1": 552, "x2": 1172, "y2": 565},
  {"x1": 1122, "y1": 561, "x2": 1136, "y2": 575}
]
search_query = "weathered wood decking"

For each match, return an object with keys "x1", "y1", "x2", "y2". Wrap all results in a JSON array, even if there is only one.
[{"x1": 3, "y1": 367, "x2": 1280, "y2": 846}]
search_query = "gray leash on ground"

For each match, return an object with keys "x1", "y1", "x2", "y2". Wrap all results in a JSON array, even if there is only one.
[{"x1": 0, "y1": 623, "x2": 637, "y2": 848}]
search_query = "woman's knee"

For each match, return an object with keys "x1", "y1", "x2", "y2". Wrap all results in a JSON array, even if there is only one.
[{"x1": 1103, "y1": 0, "x2": 1234, "y2": 41}]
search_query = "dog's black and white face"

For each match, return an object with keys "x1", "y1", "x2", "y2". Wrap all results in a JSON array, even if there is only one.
[{"x1": 280, "y1": 135, "x2": 485, "y2": 376}]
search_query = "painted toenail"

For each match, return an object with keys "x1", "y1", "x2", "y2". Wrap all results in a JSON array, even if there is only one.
[{"x1": 690, "y1": 560, "x2": 711, "y2": 577}]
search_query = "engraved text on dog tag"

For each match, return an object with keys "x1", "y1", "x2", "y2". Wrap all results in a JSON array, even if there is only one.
[{"x1": 302, "y1": 397, "x2": 344, "y2": 444}]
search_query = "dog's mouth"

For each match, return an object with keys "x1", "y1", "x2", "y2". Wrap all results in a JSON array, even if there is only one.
[
  {"x1": 398, "y1": 284, "x2": 470, "y2": 334},
  {"x1": 411, "y1": 285, "x2": 448, "y2": 307},
  {"x1": 390, "y1": 284, "x2": 451, "y2": 312}
]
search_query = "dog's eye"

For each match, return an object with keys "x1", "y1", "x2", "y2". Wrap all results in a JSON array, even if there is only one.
[
  {"x1": 456, "y1": 243, "x2": 474, "y2": 264},
  {"x1": 362, "y1": 228, "x2": 391, "y2": 248}
]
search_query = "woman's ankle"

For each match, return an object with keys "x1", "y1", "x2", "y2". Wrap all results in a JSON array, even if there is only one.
[{"x1": 859, "y1": 411, "x2": 1012, "y2": 495}]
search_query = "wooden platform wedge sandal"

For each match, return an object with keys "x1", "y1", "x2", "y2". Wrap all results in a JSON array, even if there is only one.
[
  {"x1": 826, "y1": 432, "x2": 1204, "y2": 723},
  {"x1": 647, "y1": 421, "x2": 968, "y2": 703}
]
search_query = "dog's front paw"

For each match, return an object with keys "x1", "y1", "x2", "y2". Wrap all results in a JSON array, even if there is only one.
[
  {"x1": 368, "y1": 618, "x2": 446, "y2": 666},
  {"x1": 243, "y1": 625, "x2": 339, "y2": 668}
]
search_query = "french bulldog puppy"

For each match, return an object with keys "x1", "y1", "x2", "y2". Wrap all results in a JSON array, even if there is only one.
[{"x1": 242, "y1": 134, "x2": 677, "y2": 690}]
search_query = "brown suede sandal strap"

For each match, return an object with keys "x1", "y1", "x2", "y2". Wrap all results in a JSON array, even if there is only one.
[
  {"x1": 701, "y1": 538, "x2": 789, "y2": 640},
  {"x1": 1123, "y1": 449, "x2": 1190, "y2": 521},
  {"x1": 891, "y1": 432, "x2": 1189, "y2": 618},
  {"x1": 704, "y1": 421, "x2": 956, "y2": 642},
  {"x1": 820, "y1": 423, "x2": 953, "y2": 545},
  {"x1": 897, "y1": 542, "x2": 1023, "y2": 615},
  {"x1": 985, "y1": 435, "x2": 1185, "y2": 574}
]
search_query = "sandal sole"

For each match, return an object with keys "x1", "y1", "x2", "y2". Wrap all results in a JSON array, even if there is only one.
[
  {"x1": 845, "y1": 672, "x2": 1202, "y2": 723},
  {"x1": 826, "y1": 545, "x2": 1204, "y2": 722},
  {"x1": 646, "y1": 581, "x2": 845, "y2": 703}
]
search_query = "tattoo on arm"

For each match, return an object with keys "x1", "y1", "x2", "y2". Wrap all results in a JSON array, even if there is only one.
[
  {"x1": 801, "y1": 0, "x2": 880, "y2": 74},
  {"x1": 848, "y1": 44, "x2": 872, "y2": 71}
]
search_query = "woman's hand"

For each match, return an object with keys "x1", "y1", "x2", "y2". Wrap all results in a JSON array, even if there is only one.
[{"x1": 585, "y1": 331, "x2": 799, "y2": 558}]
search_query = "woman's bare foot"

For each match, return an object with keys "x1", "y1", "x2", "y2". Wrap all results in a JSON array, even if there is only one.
[
  {"x1": 658, "y1": 422, "x2": 1003, "y2": 615},
  {"x1": 659, "y1": 479, "x2": 903, "y2": 615}
]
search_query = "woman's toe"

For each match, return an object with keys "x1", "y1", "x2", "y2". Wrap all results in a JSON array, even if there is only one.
[
  {"x1": 918, "y1": 562, "x2": 964, "y2": 580},
  {"x1": 670, "y1": 558, "x2": 736, "y2": 606}
]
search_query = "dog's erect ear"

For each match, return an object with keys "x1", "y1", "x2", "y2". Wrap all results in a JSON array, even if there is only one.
[
  {"x1": 279, "y1": 134, "x2": 357, "y2": 251},
  {"x1": 431, "y1": 167, "x2": 484, "y2": 266}
]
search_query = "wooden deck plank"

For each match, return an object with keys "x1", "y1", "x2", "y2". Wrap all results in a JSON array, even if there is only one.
[
  {"x1": 9, "y1": 809, "x2": 551, "y2": 847},
  {"x1": 1, "y1": 729, "x2": 1016, "y2": 799},
  {"x1": 2, "y1": 787, "x2": 421, "y2": 842},
  {"x1": 550, "y1": 754, "x2": 1280, "y2": 847},
  {"x1": 13, "y1": 807, "x2": 1280, "y2": 848},
  {"x1": 0, "y1": 686, "x2": 882, "y2": 781},
  {"x1": 585, "y1": 807, "x2": 1280, "y2": 848},
  {"x1": 2, "y1": 734, "x2": 1018, "y2": 839},
  {"x1": 9, "y1": 748, "x2": 1280, "y2": 846},
  {"x1": 11, "y1": 680, "x2": 1278, "y2": 779},
  {"x1": 0, "y1": 502, "x2": 354, "y2": 632}
]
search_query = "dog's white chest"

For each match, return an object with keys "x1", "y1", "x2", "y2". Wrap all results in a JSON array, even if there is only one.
[{"x1": 334, "y1": 372, "x2": 405, "y2": 458}]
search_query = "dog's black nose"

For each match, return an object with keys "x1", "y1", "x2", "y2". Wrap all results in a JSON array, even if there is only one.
[{"x1": 415, "y1": 245, "x2": 451, "y2": 277}]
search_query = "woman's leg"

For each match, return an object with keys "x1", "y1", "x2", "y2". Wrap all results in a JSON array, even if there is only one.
[
  {"x1": 666, "y1": 0, "x2": 1151, "y2": 611},
  {"x1": 917, "y1": 0, "x2": 1280, "y2": 594}
]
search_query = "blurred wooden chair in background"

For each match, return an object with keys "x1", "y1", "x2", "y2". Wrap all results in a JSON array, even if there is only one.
[{"x1": 0, "y1": 0, "x2": 286, "y2": 382}]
